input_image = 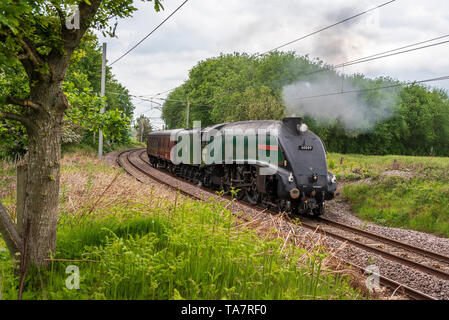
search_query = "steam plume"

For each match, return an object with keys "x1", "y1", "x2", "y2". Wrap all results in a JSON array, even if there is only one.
[{"x1": 281, "y1": 73, "x2": 400, "y2": 132}]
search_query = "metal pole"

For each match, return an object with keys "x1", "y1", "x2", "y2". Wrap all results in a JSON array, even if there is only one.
[
  {"x1": 98, "y1": 42, "x2": 106, "y2": 158},
  {"x1": 140, "y1": 118, "x2": 144, "y2": 142},
  {"x1": 186, "y1": 100, "x2": 190, "y2": 128}
]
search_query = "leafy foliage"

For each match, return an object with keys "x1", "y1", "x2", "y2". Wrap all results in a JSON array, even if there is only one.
[
  {"x1": 0, "y1": 31, "x2": 135, "y2": 158},
  {"x1": 162, "y1": 52, "x2": 449, "y2": 156},
  {"x1": 133, "y1": 114, "x2": 152, "y2": 142}
]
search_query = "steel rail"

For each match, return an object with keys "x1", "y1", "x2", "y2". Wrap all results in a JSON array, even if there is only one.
[
  {"x1": 133, "y1": 148, "x2": 449, "y2": 280},
  {"x1": 297, "y1": 218, "x2": 449, "y2": 281},
  {"x1": 115, "y1": 148, "x2": 440, "y2": 300},
  {"x1": 319, "y1": 217, "x2": 449, "y2": 265}
]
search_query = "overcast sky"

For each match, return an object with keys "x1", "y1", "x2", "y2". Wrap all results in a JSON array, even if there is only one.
[{"x1": 96, "y1": 0, "x2": 449, "y2": 129}]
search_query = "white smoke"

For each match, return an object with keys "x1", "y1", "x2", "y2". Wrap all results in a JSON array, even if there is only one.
[{"x1": 281, "y1": 73, "x2": 400, "y2": 132}]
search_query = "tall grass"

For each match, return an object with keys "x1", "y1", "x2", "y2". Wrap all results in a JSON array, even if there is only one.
[
  {"x1": 0, "y1": 199, "x2": 360, "y2": 300},
  {"x1": 0, "y1": 152, "x2": 361, "y2": 300}
]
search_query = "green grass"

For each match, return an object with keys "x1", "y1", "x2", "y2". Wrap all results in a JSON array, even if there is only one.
[
  {"x1": 0, "y1": 152, "x2": 361, "y2": 300},
  {"x1": 0, "y1": 199, "x2": 361, "y2": 300},
  {"x1": 328, "y1": 153, "x2": 449, "y2": 237},
  {"x1": 327, "y1": 152, "x2": 449, "y2": 181},
  {"x1": 343, "y1": 177, "x2": 449, "y2": 237}
]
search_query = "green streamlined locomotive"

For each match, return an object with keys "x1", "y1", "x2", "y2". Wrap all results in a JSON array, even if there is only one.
[{"x1": 147, "y1": 117, "x2": 337, "y2": 216}]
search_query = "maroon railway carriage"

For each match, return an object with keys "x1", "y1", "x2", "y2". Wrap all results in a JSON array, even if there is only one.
[{"x1": 146, "y1": 129, "x2": 181, "y2": 162}]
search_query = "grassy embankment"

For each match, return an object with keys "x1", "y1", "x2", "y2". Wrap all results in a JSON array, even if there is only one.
[
  {"x1": 0, "y1": 152, "x2": 361, "y2": 300},
  {"x1": 327, "y1": 153, "x2": 449, "y2": 238}
]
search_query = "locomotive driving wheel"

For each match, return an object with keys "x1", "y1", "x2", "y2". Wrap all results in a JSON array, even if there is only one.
[
  {"x1": 245, "y1": 176, "x2": 260, "y2": 205},
  {"x1": 312, "y1": 202, "x2": 325, "y2": 217},
  {"x1": 202, "y1": 174, "x2": 211, "y2": 188}
]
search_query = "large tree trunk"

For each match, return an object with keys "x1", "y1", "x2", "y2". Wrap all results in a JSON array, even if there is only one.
[
  {"x1": 15, "y1": 86, "x2": 64, "y2": 267},
  {"x1": 0, "y1": 0, "x2": 103, "y2": 268}
]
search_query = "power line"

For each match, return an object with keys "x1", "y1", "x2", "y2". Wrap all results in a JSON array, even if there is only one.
[
  {"x1": 290, "y1": 75, "x2": 449, "y2": 101},
  {"x1": 337, "y1": 40, "x2": 449, "y2": 68},
  {"x1": 133, "y1": 75, "x2": 449, "y2": 125},
  {"x1": 108, "y1": 0, "x2": 190, "y2": 66},
  {"x1": 141, "y1": 1, "x2": 398, "y2": 102},
  {"x1": 123, "y1": 1, "x2": 399, "y2": 106},
  {"x1": 106, "y1": 89, "x2": 180, "y2": 100},
  {"x1": 260, "y1": 0, "x2": 397, "y2": 55},
  {"x1": 110, "y1": 35, "x2": 449, "y2": 109},
  {"x1": 144, "y1": 87, "x2": 179, "y2": 98},
  {"x1": 154, "y1": 97, "x2": 213, "y2": 108},
  {"x1": 109, "y1": 35, "x2": 449, "y2": 101},
  {"x1": 336, "y1": 34, "x2": 449, "y2": 65},
  {"x1": 303, "y1": 36, "x2": 449, "y2": 77}
]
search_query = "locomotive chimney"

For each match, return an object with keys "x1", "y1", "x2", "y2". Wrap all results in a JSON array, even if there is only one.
[{"x1": 282, "y1": 117, "x2": 303, "y2": 134}]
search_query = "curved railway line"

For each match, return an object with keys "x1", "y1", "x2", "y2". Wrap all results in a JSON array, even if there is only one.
[{"x1": 114, "y1": 148, "x2": 447, "y2": 300}]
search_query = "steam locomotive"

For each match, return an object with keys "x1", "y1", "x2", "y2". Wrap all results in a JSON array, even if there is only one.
[{"x1": 147, "y1": 117, "x2": 337, "y2": 216}]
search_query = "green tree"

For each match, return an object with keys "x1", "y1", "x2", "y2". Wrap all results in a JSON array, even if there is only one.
[
  {"x1": 134, "y1": 114, "x2": 152, "y2": 142},
  {"x1": 0, "y1": 0, "x2": 163, "y2": 267},
  {"x1": 65, "y1": 33, "x2": 135, "y2": 148},
  {"x1": 0, "y1": 32, "x2": 134, "y2": 158},
  {"x1": 161, "y1": 86, "x2": 188, "y2": 129},
  {"x1": 162, "y1": 51, "x2": 449, "y2": 157}
]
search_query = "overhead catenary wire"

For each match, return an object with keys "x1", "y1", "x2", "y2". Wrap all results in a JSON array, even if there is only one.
[
  {"x1": 111, "y1": 36, "x2": 449, "y2": 112},
  {"x1": 143, "y1": 75, "x2": 449, "y2": 108},
  {"x1": 290, "y1": 75, "x2": 449, "y2": 101},
  {"x1": 108, "y1": 92, "x2": 213, "y2": 108},
  {"x1": 107, "y1": 0, "x2": 449, "y2": 121},
  {"x1": 108, "y1": 0, "x2": 190, "y2": 66},
  {"x1": 112, "y1": 74, "x2": 449, "y2": 111},
  {"x1": 330, "y1": 39, "x2": 449, "y2": 70},
  {"x1": 108, "y1": 34, "x2": 449, "y2": 101},
  {"x1": 145, "y1": 1, "x2": 399, "y2": 101},
  {"x1": 130, "y1": 74, "x2": 449, "y2": 127},
  {"x1": 336, "y1": 34, "x2": 449, "y2": 65},
  {"x1": 259, "y1": 0, "x2": 397, "y2": 55},
  {"x1": 144, "y1": 87, "x2": 179, "y2": 98}
]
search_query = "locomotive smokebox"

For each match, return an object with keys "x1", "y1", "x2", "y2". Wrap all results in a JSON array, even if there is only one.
[{"x1": 282, "y1": 117, "x2": 303, "y2": 134}]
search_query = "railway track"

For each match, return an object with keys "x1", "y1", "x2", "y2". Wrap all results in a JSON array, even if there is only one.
[
  {"x1": 115, "y1": 148, "x2": 444, "y2": 300},
  {"x1": 297, "y1": 217, "x2": 449, "y2": 280}
]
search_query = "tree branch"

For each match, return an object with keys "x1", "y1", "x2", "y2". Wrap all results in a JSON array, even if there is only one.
[
  {"x1": 0, "y1": 201, "x2": 23, "y2": 255},
  {"x1": 6, "y1": 97, "x2": 41, "y2": 111},
  {"x1": 1, "y1": 111, "x2": 31, "y2": 127},
  {"x1": 17, "y1": 35, "x2": 43, "y2": 67},
  {"x1": 18, "y1": 55, "x2": 34, "y2": 79},
  {"x1": 49, "y1": 0, "x2": 102, "y2": 81},
  {"x1": 49, "y1": 1, "x2": 66, "y2": 31},
  {"x1": 65, "y1": 0, "x2": 102, "y2": 51}
]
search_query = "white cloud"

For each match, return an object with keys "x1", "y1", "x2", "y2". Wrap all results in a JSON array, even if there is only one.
[{"x1": 96, "y1": 0, "x2": 449, "y2": 123}]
